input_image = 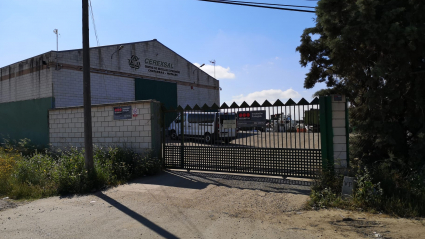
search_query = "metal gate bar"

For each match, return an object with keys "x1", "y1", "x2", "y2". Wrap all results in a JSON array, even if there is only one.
[
  {"x1": 163, "y1": 97, "x2": 322, "y2": 178},
  {"x1": 164, "y1": 146, "x2": 321, "y2": 178}
]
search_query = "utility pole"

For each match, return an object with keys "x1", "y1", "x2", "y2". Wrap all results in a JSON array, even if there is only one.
[
  {"x1": 53, "y1": 29, "x2": 59, "y2": 69},
  {"x1": 53, "y1": 29, "x2": 58, "y2": 52},
  {"x1": 82, "y1": 0, "x2": 94, "y2": 171},
  {"x1": 210, "y1": 60, "x2": 216, "y2": 78}
]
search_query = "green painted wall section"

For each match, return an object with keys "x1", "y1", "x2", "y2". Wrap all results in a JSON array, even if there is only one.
[
  {"x1": 0, "y1": 97, "x2": 53, "y2": 146},
  {"x1": 150, "y1": 101, "x2": 162, "y2": 159},
  {"x1": 319, "y1": 96, "x2": 334, "y2": 171},
  {"x1": 135, "y1": 78, "x2": 178, "y2": 127}
]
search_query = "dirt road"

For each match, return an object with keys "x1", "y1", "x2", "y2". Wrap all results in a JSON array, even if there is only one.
[{"x1": 1, "y1": 170, "x2": 424, "y2": 238}]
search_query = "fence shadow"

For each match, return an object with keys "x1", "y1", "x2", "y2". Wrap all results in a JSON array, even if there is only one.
[{"x1": 130, "y1": 170, "x2": 312, "y2": 195}]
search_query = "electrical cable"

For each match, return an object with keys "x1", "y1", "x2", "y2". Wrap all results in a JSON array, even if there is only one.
[
  {"x1": 213, "y1": 0, "x2": 315, "y2": 9},
  {"x1": 89, "y1": 0, "x2": 100, "y2": 46},
  {"x1": 89, "y1": 0, "x2": 109, "y2": 98},
  {"x1": 197, "y1": 0, "x2": 316, "y2": 13}
]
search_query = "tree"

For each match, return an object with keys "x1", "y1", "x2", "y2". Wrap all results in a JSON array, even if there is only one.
[{"x1": 296, "y1": 0, "x2": 425, "y2": 171}]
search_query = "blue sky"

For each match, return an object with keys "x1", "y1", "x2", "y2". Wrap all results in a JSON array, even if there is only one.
[{"x1": 0, "y1": 0, "x2": 326, "y2": 105}]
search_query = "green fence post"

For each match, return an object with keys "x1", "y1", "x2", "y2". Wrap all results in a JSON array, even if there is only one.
[
  {"x1": 162, "y1": 106, "x2": 166, "y2": 169},
  {"x1": 345, "y1": 100, "x2": 350, "y2": 168},
  {"x1": 319, "y1": 96, "x2": 334, "y2": 171},
  {"x1": 180, "y1": 110, "x2": 185, "y2": 169}
]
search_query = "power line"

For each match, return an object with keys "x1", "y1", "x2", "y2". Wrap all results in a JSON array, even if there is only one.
[
  {"x1": 89, "y1": 0, "x2": 100, "y2": 46},
  {"x1": 197, "y1": 0, "x2": 316, "y2": 13},
  {"x1": 217, "y1": 0, "x2": 315, "y2": 9}
]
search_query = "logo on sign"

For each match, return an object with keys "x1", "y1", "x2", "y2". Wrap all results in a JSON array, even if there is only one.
[
  {"x1": 128, "y1": 55, "x2": 141, "y2": 70},
  {"x1": 238, "y1": 113, "x2": 251, "y2": 119}
]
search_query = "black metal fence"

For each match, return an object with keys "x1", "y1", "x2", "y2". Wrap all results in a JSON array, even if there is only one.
[{"x1": 162, "y1": 98, "x2": 322, "y2": 178}]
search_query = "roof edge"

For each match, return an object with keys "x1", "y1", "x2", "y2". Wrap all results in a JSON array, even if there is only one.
[
  {"x1": 1, "y1": 51, "x2": 55, "y2": 69},
  {"x1": 154, "y1": 40, "x2": 219, "y2": 82}
]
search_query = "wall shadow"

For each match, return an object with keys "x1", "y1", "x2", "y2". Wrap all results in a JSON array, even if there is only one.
[
  {"x1": 96, "y1": 192, "x2": 179, "y2": 239},
  {"x1": 131, "y1": 170, "x2": 312, "y2": 196},
  {"x1": 130, "y1": 170, "x2": 210, "y2": 190}
]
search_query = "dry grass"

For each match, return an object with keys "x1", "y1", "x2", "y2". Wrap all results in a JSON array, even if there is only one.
[{"x1": 0, "y1": 148, "x2": 19, "y2": 195}]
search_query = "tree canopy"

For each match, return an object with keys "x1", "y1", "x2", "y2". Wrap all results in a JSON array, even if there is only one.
[{"x1": 297, "y1": 0, "x2": 425, "y2": 170}]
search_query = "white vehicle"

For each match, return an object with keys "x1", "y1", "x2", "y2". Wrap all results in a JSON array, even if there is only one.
[{"x1": 168, "y1": 112, "x2": 237, "y2": 144}]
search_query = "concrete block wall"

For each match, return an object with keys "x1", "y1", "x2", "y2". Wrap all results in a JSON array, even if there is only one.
[
  {"x1": 331, "y1": 95, "x2": 348, "y2": 169},
  {"x1": 49, "y1": 100, "x2": 161, "y2": 156},
  {"x1": 0, "y1": 53, "x2": 54, "y2": 103}
]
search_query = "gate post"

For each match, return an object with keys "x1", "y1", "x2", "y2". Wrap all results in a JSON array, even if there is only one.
[
  {"x1": 162, "y1": 107, "x2": 166, "y2": 169},
  {"x1": 331, "y1": 95, "x2": 348, "y2": 170},
  {"x1": 319, "y1": 96, "x2": 334, "y2": 171},
  {"x1": 180, "y1": 110, "x2": 185, "y2": 169},
  {"x1": 320, "y1": 95, "x2": 349, "y2": 172}
]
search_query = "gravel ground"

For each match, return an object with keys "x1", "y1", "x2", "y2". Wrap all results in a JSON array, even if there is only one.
[{"x1": 1, "y1": 170, "x2": 424, "y2": 239}]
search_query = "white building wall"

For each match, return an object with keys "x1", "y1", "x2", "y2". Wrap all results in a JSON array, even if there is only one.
[
  {"x1": 53, "y1": 69, "x2": 134, "y2": 108},
  {"x1": 54, "y1": 40, "x2": 219, "y2": 108},
  {"x1": 0, "y1": 53, "x2": 54, "y2": 103},
  {"x1": 177, "y1": 85, "x2": 219, "y2": 108},
  {"x1": 1, "y1": 40, "x2": 219, "y2": 108}
]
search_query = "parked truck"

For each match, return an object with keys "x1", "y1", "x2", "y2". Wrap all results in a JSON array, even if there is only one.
[
  {"x1": 271, "y1": 113, "x2": 294, "y2": 132},
  {"x1": 304, "y1": 109, "x2": 320, "y2": 132}
]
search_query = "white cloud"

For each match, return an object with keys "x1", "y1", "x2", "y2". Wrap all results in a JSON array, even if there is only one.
[
  {"x1": 194, "y1": 63, "x2": 235, "y2": 80},
  {"x1": 230, "y1": 88, "x2": 301, "y2": 105}
]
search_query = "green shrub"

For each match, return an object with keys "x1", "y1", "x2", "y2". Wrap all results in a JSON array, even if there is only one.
[
  {"x1": 0, "y1": 144, "x2": 162, "y2": 199},
  {"x1": 347, "y1": 131, "x2": 425, "y2": 217},
  {"x1": 2, "y1": 138, "x2": 47, "y2": 156},
  {"x1": 0, "y1": 148, "x2": 19, "y2": 195},
  {"x1": 54, "y1": 148, "x2": 90, "y2": 194},
  {"x1": 309, "y1": 170, "x2": 347, "y2": 209},
  {"x1": 369, "y1": 164, "x2": 425, "y2": 217},
  {"x1": 354, "y1": 167, "x2": 383, "y2": 208},
  {"x1": 309, "y1": 164, "x2": 424, "y2": 217}
]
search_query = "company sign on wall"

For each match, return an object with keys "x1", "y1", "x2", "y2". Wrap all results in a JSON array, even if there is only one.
[
  {"x1": 114, "y1": 106, "x2": 132, "y2": 120},
  {"x1": 144, "y1": 58, "x2": 180, "y2": 77},
  {"x1": 128, "y1": 55, "x2": 180, "y2": 77}
]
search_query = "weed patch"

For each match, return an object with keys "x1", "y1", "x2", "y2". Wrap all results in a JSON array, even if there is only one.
[
  {"x1": 0, "y1": 142, "x2": 162, "y2": 199},
  {"x1": 309, "y1": 163, "x2": 425, "y2": 217}
]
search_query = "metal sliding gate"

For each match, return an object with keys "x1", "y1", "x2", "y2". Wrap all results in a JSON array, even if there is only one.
[{"x1": 162, "y1": 98, "x2": 322, "y2": 178}]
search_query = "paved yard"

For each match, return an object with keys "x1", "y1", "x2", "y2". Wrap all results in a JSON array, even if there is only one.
[{"x1": 166, "y1": 131, "x2": 321, "y2": 149}]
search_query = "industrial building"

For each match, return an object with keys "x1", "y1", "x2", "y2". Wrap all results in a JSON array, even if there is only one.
[{"x1": 0, "y1": 40, "x2": 220, "y2": 146}]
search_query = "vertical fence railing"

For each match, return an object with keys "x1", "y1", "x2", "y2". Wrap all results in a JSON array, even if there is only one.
[{"x1": 163, "y1": 98, "x2": 322, "y2": 178}]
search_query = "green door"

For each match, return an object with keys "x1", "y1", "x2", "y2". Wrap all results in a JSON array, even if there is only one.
[{"x1": 135, "y1": 78, "x2": 178, "y2": 127}]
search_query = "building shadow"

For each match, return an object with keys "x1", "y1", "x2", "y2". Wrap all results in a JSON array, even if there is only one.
[
  {"x1": 130, "y1": 170, "x2": 312, "y2": 196},
  {"x1": 96, "y1": 191, "x2": 179, "y2": 239}
]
